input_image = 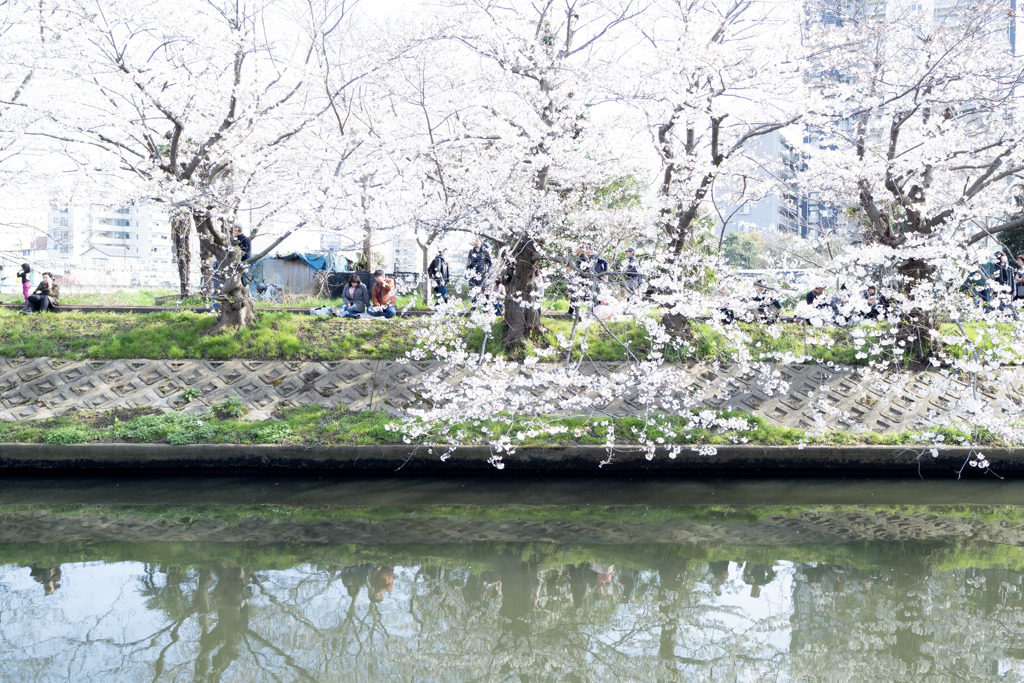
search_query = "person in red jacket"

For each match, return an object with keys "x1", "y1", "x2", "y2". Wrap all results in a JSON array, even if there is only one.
[{"x1": 368, "y1": 269, "x2": 397, "y2": 319}]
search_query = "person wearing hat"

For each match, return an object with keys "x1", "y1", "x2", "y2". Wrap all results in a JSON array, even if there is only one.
[
  {"x1": 751, "y1": 280, "x2": 782, "y2": 322},
  {"x1": 622, "y1": 247, "x2": 642, "y2": 298},
  {"x1": 805, "y1": 283, "x2": 827, "y2": 307},
  {"x1": 427, "y1": 247, "x2": 450, "y2": 305}
]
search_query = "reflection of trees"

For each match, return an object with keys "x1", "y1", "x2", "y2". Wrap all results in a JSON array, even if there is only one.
[
  {"x1": 789, "y1": 561, "x2": 1024, "y2": 680},
  {"x1": 3, "y1": 547, "x2": 1024, "y2": 680}
]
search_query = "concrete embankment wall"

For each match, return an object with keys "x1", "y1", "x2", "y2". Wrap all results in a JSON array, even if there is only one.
[{"x1": 1, "y1": 443, "x2": 1019, "y2": 476}]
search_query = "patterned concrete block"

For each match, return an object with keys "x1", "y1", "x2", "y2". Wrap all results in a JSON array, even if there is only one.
[{"x1": 0, "y1": 356, "x2": 1022, "y2": 433}]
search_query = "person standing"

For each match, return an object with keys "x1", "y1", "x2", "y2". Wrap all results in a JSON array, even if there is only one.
[
  {"x1": 26, "y1": 272, "x2": 60, "y2": 313},
  {"x1": 369, "y1": 269, "x2": 398, "y2": 319},
  {"x1": 16, "y1": 263, "x2": 31, "y2": 302},
  {"x1": 992, "y1": 251, "x2": 1016, "y2": 308},
  {"x1": 622, "y1": 247, "x2": 642, "y2": 298},
  {"x1": 234, "y1": 227, "x2": 253, "y2": 287},
  {"x1": 234, "y1": 227, "x2": 251, "y2": 261},
  {"x1": 492, "y1": 279, "x2": 506, "y2": 316},
  {"x1": 466, "y1": 238, "x2": 491, "y2": 288},
  {"x1": 427, "y1": 248, "x2": 450, "y2": 304}
]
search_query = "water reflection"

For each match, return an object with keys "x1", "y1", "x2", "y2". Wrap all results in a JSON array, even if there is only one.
[{"x1": 3, "y1": 546, "x2": 1024, "y2": 681}]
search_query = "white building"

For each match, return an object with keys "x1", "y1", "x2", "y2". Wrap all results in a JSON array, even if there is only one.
[{"x1": 45, "y1": 201, "x2": 181, "y2": 287}]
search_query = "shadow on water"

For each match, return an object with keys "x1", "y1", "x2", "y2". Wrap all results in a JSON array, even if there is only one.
[{"x1": 2, "y1": 473, "x2": 1024, "y2": 506}]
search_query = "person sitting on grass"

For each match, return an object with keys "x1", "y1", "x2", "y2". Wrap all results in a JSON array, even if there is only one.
[
  {"x1": 862, "y1": 284, "x2": 889, "y2": 320},
  {"x1": 340, "y1": 274, "x2": 371, "y2": 319},
  {"x1": 25, "y1": 272, "x2": 60, "y2": 314},
  {"x1": 797, "y1": 283, "x2": 829, "y2": 325},
  {"x1": 368, "y1": 269, "x2": 398, "y2": 319},
  {"x1": 750, "y1": 280, "x2": 782, "y2": 322}
]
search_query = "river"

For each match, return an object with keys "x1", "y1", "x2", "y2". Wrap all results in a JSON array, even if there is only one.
[{"x1": 1, "y1": 475, "x2": 1022, "y2": 681}]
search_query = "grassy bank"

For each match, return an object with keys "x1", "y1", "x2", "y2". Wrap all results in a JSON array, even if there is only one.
[
  {"x1": 0, "y1": 404, "x2": 1008, "y2": 448},
  {"x1": 0, "y1": 308, "x2": 898, "y2": 364},
  {"x1": 2, "y1": 308, "x2": 1019, "y2": 365}
]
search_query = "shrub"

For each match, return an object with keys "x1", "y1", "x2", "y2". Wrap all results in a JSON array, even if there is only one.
[
  {"x1": 212, "y1": 397, "x2": 247, "y2": 419},
  {"x1": 43, "y1": 426, "x2": 101, "y2": 445},
  {"x1": 112, "y1": 412, "x2": 216, "y2": 445}
]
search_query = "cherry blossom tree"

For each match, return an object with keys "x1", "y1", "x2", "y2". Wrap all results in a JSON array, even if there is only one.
[
  {"x1": 802, "y1": 0, "x2": 1024, "y2": 356},
  {"x1": 19, "y1": 0, "x2": 385, "y2": 328}
]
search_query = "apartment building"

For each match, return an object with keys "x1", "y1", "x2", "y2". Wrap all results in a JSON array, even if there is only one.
[{"x1": 44, "y1": 201, "x2": 179, "y2": 286}]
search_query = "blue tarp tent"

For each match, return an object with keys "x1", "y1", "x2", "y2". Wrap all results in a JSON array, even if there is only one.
[{"x1": 249, "y1": 250, "x2": 354, "y2": 295}]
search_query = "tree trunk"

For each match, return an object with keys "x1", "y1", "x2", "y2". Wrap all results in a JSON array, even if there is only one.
[
  {"x1": 420, "y1": 243, "x2": 430, "y2": 305},
  {"x1": 170, "y1": 212, "x2": 192, "y2": 297},
  {"x1": 417, "y1": 230, "x2": 439, "y2": 305},
  {"x1": 211, "y1": 272, "x2": 258, "y2": 332},
  {"x1": 192, "y1": 210, "x2": 258, "y2": 332},
  {"x1": 362, "y1": 221, "x2": 374, "y2": 273},
  {"x1": 501, "y1": 234, "x2": 544, "y2": 352},
  {"x1": 895, "y1": 257, "x2": 941, "y2": 361}
]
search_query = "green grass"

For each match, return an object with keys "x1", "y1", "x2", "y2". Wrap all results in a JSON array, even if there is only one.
[
  {"x1": 0, "y1": 405, "x2": 1011, "y2": 448},
  {"x1": 1, "y1": 308, "x2": 1020, "y2": 366},
  {"x1": 0, "y1": 309, "x2": 420, "y2": 361},
  {"x1": 55, "y1": 288, "x2": 180, "y2": 306}
]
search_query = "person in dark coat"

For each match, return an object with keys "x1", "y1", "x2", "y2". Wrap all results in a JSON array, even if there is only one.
[
  {"x1": 622, "y1": 247, "x2": 642, "y2": 298},
  {"x1": 862, "y1": 284, "x2": 889, "y2": 319},
  {"x1": 799, "y1": 284, "x2": 828, "y2": 324},
  {"x1": 427, "y1": 248, "x2": 450, "y2": 304},
  {"x1": 340, "y1": 274, "x2": 371, "y2": 318},
  {"x1": 234, "y1": 227, "x2": 251, "y2": 261},
  {"x1": 26, "y1": 272, "x2": 60, "y2": 313},
  {"x1": 991, "y1": 251, "x2": 1016, "y2": 308},
  {"x1": 751, "y1": 280, "x2": 782, "y2": 322},
  {"x1": 1015, "y1": 254, "x2": 1024, "y2": 301},
  {"x1": 805, "y1": 284, "x2": 827, "y2": 307},
  {"x1": 466, "y1": 238, "x2": 491, "y2": 288}
]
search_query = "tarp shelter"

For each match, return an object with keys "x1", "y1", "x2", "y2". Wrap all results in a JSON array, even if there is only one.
[{"x1": 249, "y1": 251, "x2": 354, "y2": 296}]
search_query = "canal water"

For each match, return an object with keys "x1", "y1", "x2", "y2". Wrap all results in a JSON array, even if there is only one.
[{"x1": 2, "y1": 475, "x2": 1024, "y2": 681}]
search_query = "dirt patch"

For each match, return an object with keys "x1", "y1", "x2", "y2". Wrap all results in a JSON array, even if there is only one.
[{"x1": 84, "y1": 407, "x2": 162, "y2": 427}]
